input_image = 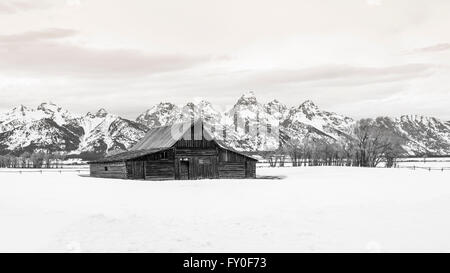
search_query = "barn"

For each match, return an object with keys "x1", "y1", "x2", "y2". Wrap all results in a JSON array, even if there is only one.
[{"x1": 89, "y1": 120, "x2": 257, "y2": 180}]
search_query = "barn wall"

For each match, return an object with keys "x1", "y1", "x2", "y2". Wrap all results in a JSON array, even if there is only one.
[
  {"x1": 218, "y1": 148, "x2": 256, "y2": 179},
  {"x1": 218, "y1": 149, "x2": 246, "y2": 162},
  {"x1": 218, "y1": 162, "x2": 246, "y2": 179},
  {"x1": 126, "y1": 161, "x2": 145, "y2": 179},
  {"x1": 174, "y1": 149, "x2": 219, "y2": 180},
  {"x1": 245, "y1": 161, "x2": 256, "y2": 178},
  {"x1": 90, "y1": 162, "x2": 127, "y2": 179},
  {"x1": 145, "y1": 160, "x2": 175, "y2": 180}
]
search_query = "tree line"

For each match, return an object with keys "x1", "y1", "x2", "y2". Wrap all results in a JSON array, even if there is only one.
[
  {"x1": 262, "y1": 118, "x2": 405, "y2": 168},
  {"x1": 0, "y1": 151, "x2": 67, "y2": 168}
]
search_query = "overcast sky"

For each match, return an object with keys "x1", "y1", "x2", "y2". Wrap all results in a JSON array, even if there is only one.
[{"x1": 0, "y1": 0, "x2": 449, "y2": 120}]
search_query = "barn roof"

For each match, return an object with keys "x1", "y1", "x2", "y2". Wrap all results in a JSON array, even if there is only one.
[
  {"x1": 130, "y1": 121, "x2": 193, "y2": 151},
  {"x1": 89, "y1": 148, "x2": 168, "y2": 163},
  {"x1": 90, "y1": 119, "x2": 258, "y2": 163}
]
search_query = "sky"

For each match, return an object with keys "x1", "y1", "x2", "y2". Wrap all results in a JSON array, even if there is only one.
[{"x1": 0, "y1": 0, "x2": 449, "y2": 120}]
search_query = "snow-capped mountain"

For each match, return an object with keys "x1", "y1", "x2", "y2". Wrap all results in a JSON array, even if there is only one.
[
  {"x1": 136, "y1": 100, "x2": 223, "y2": 129},
  {"x1": 264, "y1": 99, "x2": 289, "y2": 122},
  {"x1": 136, "y1": 102, "x2": 182, "y2": 128},
  {"x1": 77, "y1": 109, "x2": 148, "y2": 154},
  {"x1": 181, "y1": 100, "x2": 222, "y2": 124},
  {"x1": 0, "y1": 103, "x2": 148, "y2": 156},
  {"x1": 375, "y1": 115, "x2": 450, "y2": 156},
  {"x1": 282, "y1": 100, "x2": 355, "y2": 142},
  {"x1": 132, "y1": 93, "x2": 450, "y2": 155},
  {"x1": 1, "y1": 94, "x2": 450, "y2": 158},
  {"x1": 0, "y1": 103, "x2": 82, "y2": 153},
  {"x1": 221, "y1": 91, "x2": 283, "y2": 151}
]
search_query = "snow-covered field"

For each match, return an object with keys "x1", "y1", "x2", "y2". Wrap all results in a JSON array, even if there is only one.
[{"x1": 0, "y1": 167, "x2": 450, "y2": 253}]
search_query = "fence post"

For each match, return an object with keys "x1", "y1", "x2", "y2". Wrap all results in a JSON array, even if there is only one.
[
  {"x1": 413, "y1": 166, "x2": 415, "y2": 170},
  {"x1": 429, "y1": 167, "x2": 431, "y2": 172}
]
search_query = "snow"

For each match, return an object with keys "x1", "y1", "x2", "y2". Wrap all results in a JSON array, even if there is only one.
[{"x1": 1, "y1": 167, "x2": 450, "y2": 252}]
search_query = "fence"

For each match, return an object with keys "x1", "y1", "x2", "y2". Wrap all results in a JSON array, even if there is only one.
[
  {"x1": 256, "y1": 161, "x2": 450, "y2": 171},
  {"x1": 0, "y1": 168, "x2": 89, "y2": 174},
  {"x1": 395, "y1": 166, "x2": 450, "y2": 172}
]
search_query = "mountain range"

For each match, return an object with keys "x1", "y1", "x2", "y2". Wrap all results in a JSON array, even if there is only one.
[{"x1": 1, "y1": 92, "x2": 449, "y2": 159}]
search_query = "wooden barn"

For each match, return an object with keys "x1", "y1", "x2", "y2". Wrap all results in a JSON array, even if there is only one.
[{"x1": 89, "y1": 120, "x2": 257, "y2": 180}]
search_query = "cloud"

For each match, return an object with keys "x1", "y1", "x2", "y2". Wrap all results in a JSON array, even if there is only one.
[
  {"x1": 0, "y1": 0, "x2": 54, "y2": 14},
  {"x1": 66, "y1": 0, "x2": 81, "y2": 7},
  {"x1": 241, "y1": 64, "x2": 436, "y2": 88},
  {"x1": 366, "y1": 0, "x2": 382, "y2": 6},
  {"x1": 0, "y1": 29, "x2": 209, "y2": 77},
  {"x1": 0, "y1": 28, "x2": 78, "y2": 43},
  {"x1": 411, "y1": 43, "x2": 450, "y2": 54}
]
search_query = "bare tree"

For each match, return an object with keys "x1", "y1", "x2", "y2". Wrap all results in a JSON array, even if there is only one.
[
  {"x1": 282, "y1": 138, "x2": 305, "y2": 167},
  {"x1": 353, "y1": 118, "x2": 405, "y2": 167},
  {"x1": 20, "y1": 152, "x2": 31, "y2": 168},
  {"x1": 260, "y1": 150, "x2": 278, "y2": 167},
  {"x1": 30, "y1": 152, "x2": 45, "y2": 168}
]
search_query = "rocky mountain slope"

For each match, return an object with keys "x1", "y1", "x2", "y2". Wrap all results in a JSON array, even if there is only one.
[
  {"x1": 375, "y1": 115, "x2": 450, "y2": 155},
  {"x1": 0, "y1": 102, "x2": 147, "y2": 157}
]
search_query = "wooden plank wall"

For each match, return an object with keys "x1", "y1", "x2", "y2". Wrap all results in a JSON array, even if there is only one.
[
  {"x1": 126, "y1": 161, "x2": 145, "y2": 179},
  {"x1": 145, "y1": 160, "x2": 175, "y2": 180},
  {"x1": 90, "y1": 162, "x2": 127, "y2": 179},
  {"x1": 245, "y1": 161, "x2": 256, "y2": 178},
  {"x1": 218, "y1": 162, "x2": 246, "y2": 179},
  {"x1": 174, "y1": 156, "x2": 219, "y2": 180},
  {"x1": 174, "y1": 148, "x2": 219, "y2": 180},
  {"x1": 175, "y1": 139, "x2": 216, "y2": 149},
  {"x1": 219, "y1": 149, "x2": 246, "y2": 162}
]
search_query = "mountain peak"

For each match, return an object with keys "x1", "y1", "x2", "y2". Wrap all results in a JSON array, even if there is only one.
[
  {"x1": 184, "y1": 102, "x2": 196, "y2": 108},
  {"x1": 266, "y1": 99, "x2": 286, "y2": 109},
  {"x1": 267, "y1": 99, "x2": 281, "y2": 105},
  {"x1": 236, "y1": 91, "x2": 257, "y2": 106},
  {"x1": 198, "y1": 100, "x2": 212, "y2": 107},
  {"x1": 37, "y1": 101, "x2": 61, "y2": 112},
  {"x1": 157, "y1": 102, "x2": 176, "y2": 108},
  {"x1": 300, "y1": 100, "x2": 317, "y2": 107},
  {"x1": 95, "y1": 108, "x2": 108, "y2": 117},
  {"x1": 12, "y1": 104, "x2": 29, "y2": 113},
  {"x1": 299, "y1": 100, "x2": 319, "y2": 111}
]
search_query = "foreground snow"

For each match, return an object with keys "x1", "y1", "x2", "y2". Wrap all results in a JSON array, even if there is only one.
[{"x1": 0, "y1": 167, "x2": 450, "y2": 252}]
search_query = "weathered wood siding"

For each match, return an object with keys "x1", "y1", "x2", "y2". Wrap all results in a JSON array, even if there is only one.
[
  {"x1": 90, "y1": 162, "x2": 127, "y2": 179},
  {"x1": 218, "y1": 162, "x2": 246, "y2": 178},
  {"x1": 217, "y1": 148, "x2": 256, "y2": 178},
  {"x1": 126, "y1": 161, "x2": 145, "y2": 179},
  {"x1": 145, "y1": 160, "x2": 175, "y2": 180},
  {"x1": 174, "y1": 150, "x2": 219, "y2": 180},
  {"x1": 219, "y1": 149, "x2": 246, "y2": 162},
  {"x1": 245, "y1": 161, "x2": 256, "y2": 178}
]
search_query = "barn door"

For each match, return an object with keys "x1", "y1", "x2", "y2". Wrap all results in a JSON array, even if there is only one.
[
  {"x1": 179, "y1": 161, "x2": 189, "y2": 180},
  {"x1": 245, "y1": 161, "x2": 254, "y2": 178},
  {"x1": 198, "y1": 157, "x2": 214, "y2": 179},
  {"x1": 130, "y1": 161, "x2": 145, "y2": 180}
]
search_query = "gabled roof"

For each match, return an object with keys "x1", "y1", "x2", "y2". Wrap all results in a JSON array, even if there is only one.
[
  {"x1": 90, "y1": 148, "x2": 169, "y2": 163},
  {"x1": 90, "y1": 119, "x2": 258, "y2": 163},
  {"x1": 130, "y1": 120, "x2": 194, "y2": 151}
]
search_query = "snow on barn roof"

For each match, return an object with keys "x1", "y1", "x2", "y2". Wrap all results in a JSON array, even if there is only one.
[{"x1": 90, "y1": 119, "x2": 257, "y2": 163}]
